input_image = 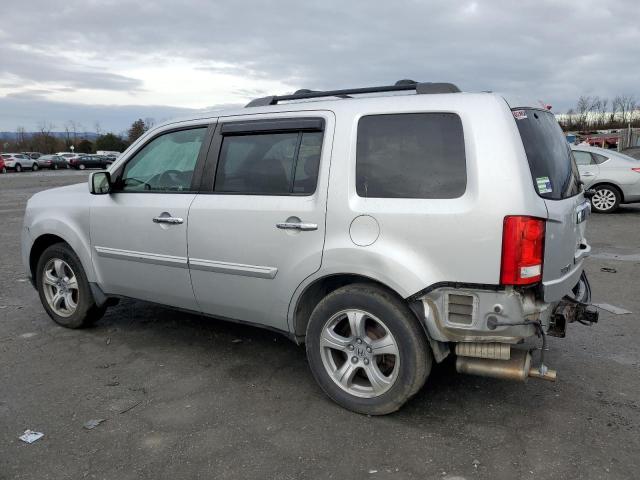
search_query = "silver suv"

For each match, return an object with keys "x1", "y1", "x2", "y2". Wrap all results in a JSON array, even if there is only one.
[{"x1": 22, "y1": 81, "x2": 598, "y2": 414}]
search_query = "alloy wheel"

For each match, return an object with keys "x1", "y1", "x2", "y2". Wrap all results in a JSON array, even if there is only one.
[
  {"x1": 592, "y1": 188, "x2": 617, "y2": 211},
  {"x1": 320, "y1": 309, "x2": 400, "y2": 398},
  {"x1": 41, "y1": 258, "x2": 79, "y2": 317}
]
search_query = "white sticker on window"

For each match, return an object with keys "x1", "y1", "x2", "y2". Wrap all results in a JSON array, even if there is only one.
[
  {"x1": 536, "y1": 176, "x2": 552, "y2": 193},
  {"x1": 512, "y1": 110, "x2": 528, "y2": 120}
]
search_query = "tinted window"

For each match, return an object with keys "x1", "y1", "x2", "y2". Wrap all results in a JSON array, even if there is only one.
[
  {"x1": 215, "y1": 131, "x2": 323, "y2": 195},
  {"x1": 514, "y1": 109, "x2": 580, "y2": 200},
  {"x1": 356, "y1": 113, "x2": 466, "y2": 199},
  {"x1": 573, "y1": 151, "x2": 593, "y2": 166},
  {"x1": 119, "y1": 128, "x2": 206, "y2": 192},
  {"x1": 593, "y1": 153, "x2": 609, "y2": 164}
]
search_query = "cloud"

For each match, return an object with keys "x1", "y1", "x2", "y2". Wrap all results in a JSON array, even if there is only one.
[
  {"x1": 0, "y1": 96, "x2": 202, "y2": 132},
  {"x1": 0, "y1": 45, "x2": 143, "y2": 91},
  {"x1": 1, "y1": 0, "x2": 639, "y2": 131}
]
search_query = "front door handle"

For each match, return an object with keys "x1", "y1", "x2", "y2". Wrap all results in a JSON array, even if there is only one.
[
  {"x1": 582, "y1": 172, "x2": 595, "y2": 177},
  {"x1": 153, "y1": 215, "x2": 184, "y2": 225},
  {"x1": 276, "y1": 222, "x2": 318, "y2": 231}
]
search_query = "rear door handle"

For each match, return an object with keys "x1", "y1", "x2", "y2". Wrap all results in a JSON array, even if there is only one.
[
  {"x1": 153, "y1": 215, "x2": 184, "y2": 225},
  {"x1": 276, "y1": 222, "x2": 318, "y2": 231}
]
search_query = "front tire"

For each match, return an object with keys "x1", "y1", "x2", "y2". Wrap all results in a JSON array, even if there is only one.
[
  {"x1": 78, "y1": 164, "x2": 86, "y2": 170},
  {"x1": 15, "y1": 163, "x2": 22, "y2": 172},
  {"x1": 306, "y1": 283, "x2": 431, "y2": 415},
  {"x1": 591, "y1": 185, "x2": 621, "y2": 213},
  {"x1": 32, "y1": 163, "x2": 39, "y2": 171},
  {"x1": 36, "y1": 243, "x2": 106, "y2": 328},
  {"x1": 1, "y1": 166, "x2": 6, "y2": 174}
]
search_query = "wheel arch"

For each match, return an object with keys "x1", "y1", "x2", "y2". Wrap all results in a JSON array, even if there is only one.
[
  {"x1": 289, "y1": 272, "x2": 437, "y2": 344},
  {"x1": 27, "y1": 220, "x2": 96, "y2": 283}
]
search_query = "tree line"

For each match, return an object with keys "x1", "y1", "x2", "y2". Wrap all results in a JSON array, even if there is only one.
[
  {"x1": 558, "y1": 95, "x2": 639, "y2": 132},
  {"x1": 0, "y1": 118, "x2": 155, "y2": 154}
]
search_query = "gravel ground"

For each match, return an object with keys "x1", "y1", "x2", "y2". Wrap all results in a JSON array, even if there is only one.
[{"x1": 1, "y1": 170, "x2": 639, "y2": 480}]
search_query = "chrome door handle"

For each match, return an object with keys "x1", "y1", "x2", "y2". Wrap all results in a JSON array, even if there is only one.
[
  {"x1": 276, "y1": 222, "x2": 318, "y2": 231},
  {"x1": 582, "y1": 172, "x2": 595, "y2": 177},
  {"x1": 153, "y1": 216, "x2": 184, "y2": 225}
]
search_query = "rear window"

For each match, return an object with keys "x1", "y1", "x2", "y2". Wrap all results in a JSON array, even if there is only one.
[
  {"x1": 514, "y1": 109, "x2": 580, "y2": 200},
  {"x1": 356, "y1": 113, "x2": 466, "y2": 198}
]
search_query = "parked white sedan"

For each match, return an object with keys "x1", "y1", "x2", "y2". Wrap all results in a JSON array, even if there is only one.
[{"x1": 571, "y1": 145, "x2": 640, "y2": 213}]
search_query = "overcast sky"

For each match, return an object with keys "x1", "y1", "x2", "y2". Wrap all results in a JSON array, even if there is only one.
[{"x1": 1, "y1": 0, "x2": 638, "y2": 132}]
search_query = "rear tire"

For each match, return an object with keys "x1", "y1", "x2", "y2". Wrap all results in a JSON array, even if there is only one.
[
  {"x1": 78, "y1": 164, "x2": 86, "y2": 170},
  {"x1": 36, "y1": 243, "x2": 106, "y2": 328},
  {"x1": 590, "y1": 184, "x2": 620, "y2": 213},
  {"x1": 1, "y1": 166, "x2": 6, "y2": 174},
  {"x1": 32, "y1": 163, "x2": 39, "y2": 171},
  {"x1": 305, "y1": 283, "x2": 431, "y2": 415},
  {"x1": 15, "y1": 164, "x2": 22, "y2": 172},
  {"x1": 53, "y1": 164, "x2": 58, "y2": 170}
]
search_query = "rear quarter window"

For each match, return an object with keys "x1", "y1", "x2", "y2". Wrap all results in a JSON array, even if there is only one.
[
  {"x1": 356, "y1": 113, "x2": 466, "y2": 199},
  {"x1": 514, "y1": 109, "x2": 580, "y2": 200}
]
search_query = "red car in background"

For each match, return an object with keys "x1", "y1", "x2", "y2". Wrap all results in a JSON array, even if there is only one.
[{"x1": 0, "y1": 157, "x2": 6, "y2": 174}]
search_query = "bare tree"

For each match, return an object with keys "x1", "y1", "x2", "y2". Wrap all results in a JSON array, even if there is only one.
[
  {"x1": 613, "y1": 95, "x2": 637, "y2": 125},
  {"x1": 94, "y1": 121, "x2": 102, "y2": 136},
  {"x1": 596, "y1": 98, "x2": 609, "y2": 129},
  {"x1": 576, "y1": 96, "x2": 597, "y2": 131},
  {"x1": 16, "y1": 127, "x2": 28, "y2": 150},
  {"x1": 34, "y1": 122, "x2": 57, "y2": 153}
]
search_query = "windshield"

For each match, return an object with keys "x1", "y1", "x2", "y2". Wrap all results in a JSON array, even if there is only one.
[{"x1": 514, "y1": 108, "x2": 581, "y2": 200}]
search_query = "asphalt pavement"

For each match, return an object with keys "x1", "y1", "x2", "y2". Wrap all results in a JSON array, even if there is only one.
[{"x1": 1, "y1": 170, "x2": 638, "y2": 479}]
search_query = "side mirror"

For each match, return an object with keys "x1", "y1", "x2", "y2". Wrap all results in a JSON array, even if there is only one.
[
  {"x1": 89, "y1": 171, "x2": 112, "y2": 195},
  {"x1": 584, "y1": 188, "x2": 596, "y2": 199}
]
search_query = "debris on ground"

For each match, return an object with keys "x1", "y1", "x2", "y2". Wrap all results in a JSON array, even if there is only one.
[
  {"x1": 105, "y1": 337, "x2": 111, "y2": 345},
  {"x1": 19, "y1": 430, "x2": 44, "y2": 443},
  {"x1": 83, "y1": 419, "x2": 106, "y2": 430},
  {"x1": 593, "y1": 303, "x2": 632, "y2": 315},
  {"x1": 368, "y1": 469, "x2": 378, "y2": 474},
  {"x1": 600, "y1": 267, "x2": 617, "y2": 273},
  {"x1": 119, "y1": 401, "x2": 141, "y2": 415},
  {"x1": 105, "y1": 381, "x2": 120, "y2": 387},
  {"x1": 473, "y1": 459, "x2": 481, "y2": 469},
  {"x1": 231, "y1": 339, "x2": 243, "y2": 343}
]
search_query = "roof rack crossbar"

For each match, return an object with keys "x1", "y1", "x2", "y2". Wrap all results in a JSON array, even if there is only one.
[{"x1": 245, "y1": 81, "x2": 460, "y2": 107}]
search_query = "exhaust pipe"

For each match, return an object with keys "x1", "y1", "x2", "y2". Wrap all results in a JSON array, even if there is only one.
[{"x1": 456, "y1": 348, "x2": 556, "y2": 382}]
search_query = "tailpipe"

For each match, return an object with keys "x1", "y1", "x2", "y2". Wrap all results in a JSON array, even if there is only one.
[{"x1": 456, "y1": 348, "x2": 556, "y2": 382}]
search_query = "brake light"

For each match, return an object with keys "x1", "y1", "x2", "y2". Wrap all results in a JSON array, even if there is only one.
[
  {"x1": 632, "y1": 168, "x2": 640, "y2": 174},
  {"x1": 500, "y1": 216, "x2": 545, "y2": 285}
]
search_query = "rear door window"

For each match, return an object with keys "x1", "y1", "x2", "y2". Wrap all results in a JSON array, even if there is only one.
[
  {"x1": 214, "y1": 128, "x2": 323, "y2": 196},
  {"x1": 356, "y1": 113, "x2": 466, "y2": 198},
  {"x1": 573, "y1": 151, "x2": 594, "y2": 165},
  {"x1": 514, "y1": 109, "x2": 580, "y2": 200}
]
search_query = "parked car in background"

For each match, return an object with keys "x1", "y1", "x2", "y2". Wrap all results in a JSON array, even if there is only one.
[
  {"x1": 0, "y1": 157, "x2": 6, "y2": 174},
  {"x1": 37, "y1": 154, "x2": 70, "y2": 170},
  {"x1": 22, "y1": 152, "x2": 42, "y2": 160},
  {"x1": 1, "y1": 153, "x2": 39, "y2": 172},
  {"x1": 56, "y1": 152, "x2": 79, "y2": 164},
  {"x1": 572, "y1": 145, "x2": 640, "y2": 213},
  {"x1": 69, "y1": 154, "x2": 112, "y2": 170}
]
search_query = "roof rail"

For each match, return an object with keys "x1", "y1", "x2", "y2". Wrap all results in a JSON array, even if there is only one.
[{"x1": 245, "y1": 80, "x2": 461, "y2": 107}]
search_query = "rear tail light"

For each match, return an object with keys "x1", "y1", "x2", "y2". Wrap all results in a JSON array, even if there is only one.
[
  {"x1": 632, "y1": 168, "x2": 640, "y2": 174},
  {"x1": 500, "y1": 216, "x2": 545, "y2": 285}
]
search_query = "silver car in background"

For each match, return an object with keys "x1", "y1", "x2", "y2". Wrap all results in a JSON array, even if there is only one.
[
  {"x1": 1, "y1": 153, "x2": 39, "y2": 172},
  {"x1": 571, "y1": 145, "x2": 640, "y2": 213}
]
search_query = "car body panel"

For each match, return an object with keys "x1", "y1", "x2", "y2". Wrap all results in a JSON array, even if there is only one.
[
  {"x1": 188, "y1": 111, "x2": 334, "y2": 330},
  {"x1": 22, "y1": 183, "x2": 96, "y2": 282}
]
